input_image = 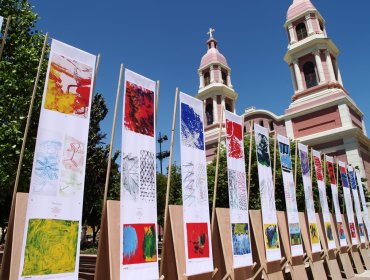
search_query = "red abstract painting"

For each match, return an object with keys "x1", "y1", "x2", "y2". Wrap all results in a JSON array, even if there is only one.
[
  {"x1": 124, "y1": 81, "x2": 154, "y2": 137},
  {"x1": 186, "y1": 223, "x2": 210, "y2": 259},
  {"x1": 122, "y1": 223, "x2": 157, "y2": 265},
  {"x1": 226, "y1": 119, "x2": 243, "y2": 159},
  {"x1": 349, "y1": 223, "x2": 356, "y2": 238},
  {"x1": 314, "y1": 156, "x2": 323, "y2": 181},
  {"x1": 327, "y1": 161, "x2": 336, "y2": 185}
]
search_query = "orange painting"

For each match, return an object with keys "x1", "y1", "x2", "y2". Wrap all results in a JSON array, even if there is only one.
[{"x1": 44, "y1": 53, "x2": 93, "y2": 118}]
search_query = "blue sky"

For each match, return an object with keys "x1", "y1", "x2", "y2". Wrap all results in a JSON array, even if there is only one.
[{"x1": 31, "y1": 0, "x2": 370, "y2": 171}]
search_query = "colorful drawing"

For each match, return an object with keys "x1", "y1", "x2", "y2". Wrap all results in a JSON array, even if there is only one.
[
  {"x1": 124, "y1": 81, "x2": 154, "y2": 137},
  {"x1": 186, "y1": 223, "x2": 210, "y2": 259},
  {"x1": 359, "y1": 223, "x2": 365, "y2": 237},
  {"x1": 140, "y1": 150, "x2": 155, "y2": 202},
  {"x1": 338, "y1": 222, "x2": 346, "y2": 240},
  {"x1": 327, "y1": 161, "x2": 336, "y2": 185},
  {"x1": 325, "y1": 222, "x2": 334, "y2": 241},
  {"x1": 299, "y1": 149, "x2": 309, "y2": 176},
  {"x1": 256, "y1": 133, "x2": 271, "y2": 167},
  {"x1": 348, "y1": 170, "x2": 357, "y2": 190},
  {"x1": 122, "y1": 224, "x2": 157, "y2": 265},
  {"x1": 32, "y1": 140, "x2": 62, "y2": 196},
  {"x1": 314, "y1": 156, "x2": 323, "y2": 181},
  {"x1": 122, "y1": 153, "x2": 139, "y2": 200},
  {"x1": 60, "y1": 135, "x2": 85, "y2": 196},
  {"x1": 309, "y1": 223, "x2": 320, "y2": 244},
  {"x1": 182, "y1": 162, "x2": 208, "y2": 206},
  {"x1": 264, "y1": 224, "x2": 279, "y2": 249},
  {"x1": 289, "y1": 223, "x2": 302, "y2": 245},
  {"x1": 349, "y1": 222, "x2": 356, "y2": 238},
  {"x1": 181, "y1": 103, "x2": 204, "y2": 150},
  {"x1": 340, "y1": 167, "x2": 349, "y2": 188},
  {"x1": 226, "y1": 119, "x2": 243, "y2": 159},
  {"x1": 232, "y1": 223, "x2": 251, "y2": 255},
  {"x1": 22, "y1": 219, "x2": 78, "y2": 276},
  {"x1": 44, "y1": 52, "x2": 92, "y2": 118},
  {"x1": 278, "y1": 142, "x2": 292, "y2": 172}
]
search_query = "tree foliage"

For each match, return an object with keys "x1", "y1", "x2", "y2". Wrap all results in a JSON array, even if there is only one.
[{"x1": 0, "y1": 0, "x2": 49, "y2": 232}]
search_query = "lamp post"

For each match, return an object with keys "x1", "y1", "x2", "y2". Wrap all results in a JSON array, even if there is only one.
[{"x1": 157, "y1": 132, "x2": 170, "y2": 174}]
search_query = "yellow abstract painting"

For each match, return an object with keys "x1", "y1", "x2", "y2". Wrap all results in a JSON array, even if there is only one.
[
  {"x1": 22, "y1": 219, "x2": 79, "y2": 276},
  {"x1": 309, "y1": 223, "x2": 320, "y2": 244}
]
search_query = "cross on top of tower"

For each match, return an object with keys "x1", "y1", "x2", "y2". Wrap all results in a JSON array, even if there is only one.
[{"x1": 207, "y1": 28, "x2": 215, "y2": 39}]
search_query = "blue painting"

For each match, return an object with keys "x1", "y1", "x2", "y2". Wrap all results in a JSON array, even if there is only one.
[
  {"x1": 181, "y1": 103, "x2": 204, "y2": 150},
  {"x1": 348, "y1": 170, "x2": 357, "y2": 190},
  {"x1": 279, "y1": 142, "x2": 292, "y2": 172},
  {"x1": 232, "y1": 223, "x2": 251, "y2": 255},
  {"x1": 123, "y1": 225, "x2": 138, "y2": 262},
  {"x1": 340, "y1": 166, "x2": 349, "y2": 188},
  {"x1": 299, "y1": 149, "x2": 309, "y2": 176}
]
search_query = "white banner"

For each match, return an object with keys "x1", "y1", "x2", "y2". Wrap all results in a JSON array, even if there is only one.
[
  {"x1": 254, "y1": 124, "x2": 281, "y2": 261},
  {"x1": 355, "y1": 169, "x2": 370, "y2": 241},
  {"x1": 339, "y1": 161, "x2": 358, "y2": 245},
  {"x1": 277, "y1": 135, "x2": 303, "y2": 256},
  {"x1": 225, "y1": 110, "x2": 252, "y2": 268},
  {"x1": 298, "y1": 143, "x2": 321, "y2": 253},
  {"x1": 312, "y1": 150, "x2": 336, "y2": 249},
  {"x1": 120, "y1": 69, "x2": 159, "y2": 279},
  {"x1": 326, "y1": 156, "x2": 347, "y2": 247},
  {"x1": 348, "y1": 166, "x2": 366, "y2": 243},
  {"x1": 19, "y1": 39, "x2": 96, "y2": 279},
  {"x1": 180, "y1": 92, "x2": 213, "y2": 276}
]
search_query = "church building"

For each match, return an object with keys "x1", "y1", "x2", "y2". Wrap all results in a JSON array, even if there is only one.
[{"x1": 196, "y1": 0, "x2": 370, "y2": 186}]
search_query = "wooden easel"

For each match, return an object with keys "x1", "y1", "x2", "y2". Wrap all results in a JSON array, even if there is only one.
[
  {"x1": 341, "y1": 214, "x2": 365, "y2": 274},
  {"x1": 329, "y1": 213, "x2": 355, "y2": 279},
  {"x1": 298, "y1": 212, "x2": 328, "y2": 280},
  {"x1": 0, "y1": 192, "x2": 28, "y2": 280},
  {"x1": 276, "y1": 211, "x2": 309, "y2": 280},
  {"x1": 161, "y1": 205, "x2": 218, "y2": 280},
  {"x1": 212, "y1": 208, "x2": 262, "y2": 280},
  {"x1": 249, "y1": 210, "x2": 285, "y2": 280},
  {"x1": 355, "y1": 219, "x2": 370, "y2": 270},
  {"x1": 315, "y1": 213, "x2": 342, "y2": 279},
  {"x1": 94, "y1": 200, "x2": 120, "y2": 279}
]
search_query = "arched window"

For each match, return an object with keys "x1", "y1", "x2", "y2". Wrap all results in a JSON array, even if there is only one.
[
  {"x1": 296, "y1": 23, "x2": 308, "y2": 41},
  {"x1": 269, "y1": 120, "x2": 274, "y2": 131},
  {"x1": 221, "y1": 69, "x2": 228, "y2": 85},
  {"x1": 225, "y1": 102, "x2": 232, "y2": 112},
  {"x1": 206, "y1": 103, "x2": 213, "y2": 125},
  {"x1": 259, "y1": 120, "x2": 264, "y2": 127},
  {"x1": 204, "y1": 71, "x2": 210, "y2": 86},
  {"x1": 303, "y1": 61, "x2": 318, "y2": 88}
]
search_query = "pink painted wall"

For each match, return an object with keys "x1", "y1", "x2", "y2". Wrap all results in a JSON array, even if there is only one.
[
  {"x1": 327, "y1": 149, "x2": 347, "y2": 163},
  {"x1": 292, "y1": 106, "x2": 342, "y2": 138},
  {"x1": 244, "y1": 114, "x2": 287, "y2": 137},
  {"x1": 213, "y1": 65, "x2": 220, "y2": 82},
  {"x1": 320, "y1": 52, "x2": 331, "y2": 82},
  {"x1": 312, "y1": 139, "x2": 344, "y2": 151},
  {"x1": 349, "y1": 107, "x2": 363, "y2": 130},
  {"x1": 298, "y1": 53, "x2": 319, "y2": 89},
  {"x1": 361, "y1": 152, "x2": 370, "y2": 188},
  {"x1": 206, "y1": 143, "x2": 217, "y2": 162},
  {"x1": 311, "y1": 14, "x2": 320, "y2": 33}
]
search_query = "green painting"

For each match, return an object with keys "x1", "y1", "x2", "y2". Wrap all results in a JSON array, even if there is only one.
[{"x1": 22, "y1": 219, "x2": 79, "y2": 276}]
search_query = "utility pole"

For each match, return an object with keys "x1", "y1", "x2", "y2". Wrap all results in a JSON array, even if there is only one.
[{"x1": 157, "y1": 132, "x2": 170, "y2": 174}]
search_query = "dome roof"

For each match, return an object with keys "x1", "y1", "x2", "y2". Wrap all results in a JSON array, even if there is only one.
[
  {"x1": 287, "y1": 0, "x2": 316, "y2": 21},
  {"x1": 199, "y1": 38, "x2": 229, "y2": 69}
]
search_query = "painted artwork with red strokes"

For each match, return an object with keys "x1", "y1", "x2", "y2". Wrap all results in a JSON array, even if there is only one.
[
  {"x1": 314, "y1": 156, "x2": 323, "y2": 181},
  {"x1": 226, "y1": 119, "x2": 243, "y2": 159},
  {"x1": 124, "y1": 81, "x2": 154, "y2": 137},
  {"x1": 327, "y1": 161, "x2": 336, "y2": 185},
  {"x1": 186, "y1": 223, "x2": 210, "y2": 259},
  {"x1": 349, "y1": 222, "x2": 356, "y2": 238}
]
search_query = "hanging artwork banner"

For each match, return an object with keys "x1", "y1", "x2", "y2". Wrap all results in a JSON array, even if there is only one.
[
  {"x1": 277, "y1": 135, "x2": 303, "y2": 256},
  {"x1": 180, "y1": 92, "x2": 213, "y2": 276},
  {"x1": 338, "y1": 161, "x2": 358, "y2": 245},
  {"x1": 120, "y1": 69, "x2": 159, "y2": 279},
  {"x1": 254, "y1": 124, "x2": 281, "y2": 261},
  {"x1": 0, "y1": 16, "x2": 3, "y2": 31},
  {"x1": 19, "y1": 39, "x2": 96, "y2": 279},
  {"x1": 298, "y1": 143, "x2": 321, "y2": 253},
  {"x1": 355, "y1": 169, "x2": 370, "y2": 241},
  {"x1": 326, "y1": 156, "x2": 347, "y2": 247},
  {"x1": 348, "y1": 166, "x2": 366, "y2": 243},
  {"x1": 312, "y1": 150, "x2": 336, "y2": 249},
  {"x1": 225, "y1": 110, "x2": 252, "y2": 268}
]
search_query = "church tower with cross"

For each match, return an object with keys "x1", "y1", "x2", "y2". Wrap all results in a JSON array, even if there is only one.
[{"x1": 196, "y1": 28, "x2": 238, "y2": 161}]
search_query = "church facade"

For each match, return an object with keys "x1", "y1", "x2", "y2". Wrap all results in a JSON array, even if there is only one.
[{"x1": 196, "y1": 0, "x2": 370, "y2": 186}]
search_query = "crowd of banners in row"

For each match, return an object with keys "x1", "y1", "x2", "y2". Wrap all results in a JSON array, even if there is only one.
[{"x1": 12, "y1": 38, "x2": 370, "y2": 280}]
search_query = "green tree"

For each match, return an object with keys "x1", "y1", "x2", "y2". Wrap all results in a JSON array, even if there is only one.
[{"x1": 0, "y1": 0, "x2": 48, "y2": 241}]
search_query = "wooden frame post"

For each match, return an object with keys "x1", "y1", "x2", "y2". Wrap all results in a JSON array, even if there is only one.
[{"x1": 159, "y1": 88, "x2": 179, "y2": 276}]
